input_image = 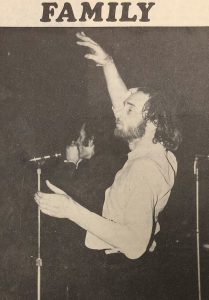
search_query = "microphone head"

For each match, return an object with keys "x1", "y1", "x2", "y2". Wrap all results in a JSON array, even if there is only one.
[
  {"x1": 29, "y1": 153, "x2": 62, "y2": 162},
  {"x1": 195, "y1": 154, "x2": 209, "y2": 160}
]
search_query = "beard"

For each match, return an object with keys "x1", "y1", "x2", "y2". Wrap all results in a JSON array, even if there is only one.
[{"x1": 114, "y1": 120, "x2": 147, "y2": 142}]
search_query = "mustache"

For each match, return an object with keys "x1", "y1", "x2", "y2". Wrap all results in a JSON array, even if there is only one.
[{"x1": 115, "y1": 118, "x2": 122, "y2": 125}]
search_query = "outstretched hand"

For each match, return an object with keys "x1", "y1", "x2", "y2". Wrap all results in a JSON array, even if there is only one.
[
  {"x1": 76, "y1": 32, "x2": 112, "y2": 66},
  {"x1": 34, "y1": 180, "x2": 76, "y2": 219}
]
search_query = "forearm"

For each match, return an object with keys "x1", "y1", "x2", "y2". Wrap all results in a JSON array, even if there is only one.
[
  {"x1": 102, "y1": 59, "x2": 129, "y2": 110},
  {"x1": 68, "y1": 199, "x2": 151, "y2": 259},
  {"x1": 76, "y1": 32, "x2": 129, "y2": 108}
]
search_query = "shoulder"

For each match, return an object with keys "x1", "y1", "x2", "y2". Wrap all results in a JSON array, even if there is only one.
[
  {"x1": 127, "y1": 158, "x2": 164, "y2": 194},
  {"x1": 128, "y1": 157, "x2": 159, "y2": 176}
]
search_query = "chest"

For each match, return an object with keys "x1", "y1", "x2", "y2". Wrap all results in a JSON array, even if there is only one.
[{"x1": 103, "y1": 163, "x2": 136, "y2": 220}]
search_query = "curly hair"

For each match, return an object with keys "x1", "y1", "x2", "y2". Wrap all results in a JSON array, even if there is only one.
[{"x1": 141, "y1": 89, "x2": 182, "y2": 152}]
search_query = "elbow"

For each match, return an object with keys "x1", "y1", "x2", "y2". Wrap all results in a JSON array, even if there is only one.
[
  {"x1": 117, "y1": 229, "x2": 151, "y2": 260},
  {"x1": 123, "y1": 244, "x2": 147, "y2": 260}
]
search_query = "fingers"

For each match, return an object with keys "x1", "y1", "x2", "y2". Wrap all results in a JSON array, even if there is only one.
[
  {"x1": 40, "y1": 208, "x2": 56, "y2": 217},
  {"x1": 46, "y1": 180, "x2": 67, "y2": 195},
  {"x1": 39, "y1": 204, "x2": 58, "y2": 217},
  {"x1": 76, "y1": 32, "x2": 109, "y2": 66},
  {"x1": 84, "y1": 54, "x2": 98, "y2": 61},
  {"x1": 88, "y1": 138, "x2": 94, "y2": 147},
  {"x1": 34, "y1": 192, "x2": 74, "y2": 219},
  {"x1": 76, "y1": 41, "x2": 98, "y2": 52},
  {"x1": 34, "y1": 192, "x2": 45, "y2": 204},
  {"x1": 34, "y1": 192, "x2": 57, "y2": 207},
  {"x1": 76, "y1": 32, "x2": 98, "y2": 45}
]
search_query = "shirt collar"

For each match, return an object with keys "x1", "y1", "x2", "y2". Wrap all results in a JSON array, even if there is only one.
[{"x1": 128, "y1": 140, "x2": 165, "y2": 161}]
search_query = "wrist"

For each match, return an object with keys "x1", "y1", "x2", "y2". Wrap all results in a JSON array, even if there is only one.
[
  {"x1": 103, "y1": 55, "x2": 114, "y2": 67},
  {"x1": 96, "y1": 55, "x2": 114, "y2": 68},
  {"x1": 67, "y1": 197, "x2": 91, "y2": 228},
  {"x1": 66, "y1": 196, "x2": 80, "y2": 223}
]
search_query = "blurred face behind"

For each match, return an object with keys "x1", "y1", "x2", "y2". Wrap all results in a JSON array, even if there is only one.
[
  {"x1": 114, "y1": 91, "x2": 150, "y2": 142},
  {"x1": 76, "y1": 123, "x2": 95, "y2": 160}
]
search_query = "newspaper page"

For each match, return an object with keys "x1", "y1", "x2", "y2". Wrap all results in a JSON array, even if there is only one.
[{"x1": 0, "y1": 1, "x2": 209, "y2": 299}]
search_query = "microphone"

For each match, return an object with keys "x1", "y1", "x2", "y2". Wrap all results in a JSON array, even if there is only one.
[
  {"x1": 29, "y1": 153, "x2": 62, "y2": 162},
  {"x1": 194, "y1": 154, "x2": 209, "y2": 174},
  {"x1": 195, "y1": 154, "x2": 209, "y2": 160}
]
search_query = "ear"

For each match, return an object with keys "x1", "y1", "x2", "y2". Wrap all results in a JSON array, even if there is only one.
[
  {"x1": 147, "y1": 118, "x2": 158, "y2": 127},
  {"x1": 146, "y1": 120, "x2": 157, "y2": 132},
  {"x1": 153, "y1": 119, "x2": 159, "y2": 127}
]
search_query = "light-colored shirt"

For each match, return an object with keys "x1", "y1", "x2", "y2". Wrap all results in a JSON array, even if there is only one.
[{"x1": 85, "y1": 141, "x2": 177, "y2": 258}]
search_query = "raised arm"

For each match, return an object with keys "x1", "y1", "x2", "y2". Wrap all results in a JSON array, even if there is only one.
[{"x1": 76, "y1": 32, "x2": 128, "y2": 110}]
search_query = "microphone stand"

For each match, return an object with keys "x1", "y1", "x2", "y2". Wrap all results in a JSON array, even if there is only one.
[
  {"x1": 36, "y1": 162, "x2": 43, "y2": 300},
  {"x1": 29, "y1": 153, "x2": 61, "y2": 300},
  {"x1": 194, "y1": 156, "x2": 201, "y2": 300}
]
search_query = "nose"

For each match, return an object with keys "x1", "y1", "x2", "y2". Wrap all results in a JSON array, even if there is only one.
[{"x1": 116, "y1": 116, "x2": 123, "y2": 123}]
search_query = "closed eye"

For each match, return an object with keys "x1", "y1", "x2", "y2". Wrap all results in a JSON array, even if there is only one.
[
  {"x1": 126, "y1": 101, "x2": 140, "y2": 114},
  {"x1": 127, "y1": 107, "x2": 134, "y2": 113},
  {"x1": 127, "y1": 104, "x2": 137, "y2": 114}
]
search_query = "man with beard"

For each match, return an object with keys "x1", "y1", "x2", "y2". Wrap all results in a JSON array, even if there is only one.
[{"x1": 35, "y1": 33, "x2": 182, "y2": 299}]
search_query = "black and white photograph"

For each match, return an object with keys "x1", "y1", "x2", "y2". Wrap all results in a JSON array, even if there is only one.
[{"x1": 0, "y1": 2, "x2": 209, "y2": 300}]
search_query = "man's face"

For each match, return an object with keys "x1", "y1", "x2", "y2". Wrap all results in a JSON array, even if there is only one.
[
  {"x1": 114, "y1": 91, "x2": 150, "y2": 141},
  {"x1": 76, "y1": 124, "x2": 95, "y2": 160}
]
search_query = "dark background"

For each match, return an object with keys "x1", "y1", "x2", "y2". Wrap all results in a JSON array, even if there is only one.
[{"x1": 0, "y1": 27, "x2": 209, "y2": 299}]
